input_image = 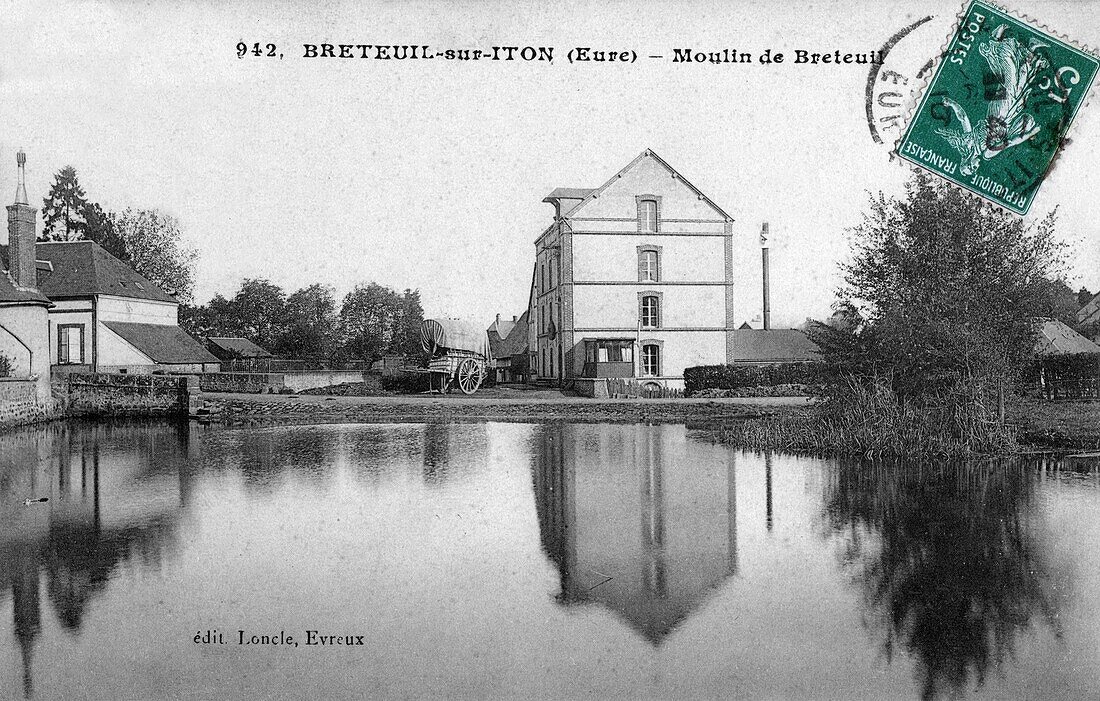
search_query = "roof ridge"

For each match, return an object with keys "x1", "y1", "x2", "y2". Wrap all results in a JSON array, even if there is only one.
[{"x1": 562, "y1": 149, "x2": 735, "y2": 223}]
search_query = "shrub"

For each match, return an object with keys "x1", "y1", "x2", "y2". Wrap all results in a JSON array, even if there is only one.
[
  {"x1": 720, "y1": 376, "x2": 1016, "y2": 457},
  {"x1": 684, "y1": 362, "x2": 826, "y2": 396},
  {"x1": 0, "y1": 353, "x2": 12, "y2": 378}
]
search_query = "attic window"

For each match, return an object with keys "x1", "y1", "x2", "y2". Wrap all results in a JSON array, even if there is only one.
[
  {"x1": 135, "y1": 282, "x2": 145, "y2": 290},
  {"x1": 118, "y1": 280, "x2": 127, "y2": 287}
]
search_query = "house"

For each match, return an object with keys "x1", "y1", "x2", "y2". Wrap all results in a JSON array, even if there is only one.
[
  {"x1": 487, "y1": 311, "x2": 529, "y2": 383},
  {"x1": 1033, "y1": 318, "x2": 1100, "y2": 356},
  {"x1": 1076, "y1": 294, "x2": 1100, "y2": 340},
  {"x1": 205, "y1": 336, "x2": 273, "y2": 362},
  {"x1": 526, "y1": 149, "x2": 749, "y2": 391},
  {"x1": 0, "y1": 152, "x2": 218, "y2": 378},
  {"x1": 0, "y1": 152, "x2": 52, "y2": 410}
]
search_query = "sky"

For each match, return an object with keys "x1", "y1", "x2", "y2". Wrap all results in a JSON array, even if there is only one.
[{"x1": 1, "y1": 0, "x2": 1098, "y2": 328}]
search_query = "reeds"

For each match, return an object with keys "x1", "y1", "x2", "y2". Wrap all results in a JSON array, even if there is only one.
[{"x1": 720, "y1": 376, "x2": 1017, "y2": 457}]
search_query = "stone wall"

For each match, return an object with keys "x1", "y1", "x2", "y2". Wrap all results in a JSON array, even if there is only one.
[
  {"x1": 67, "y1": 373, "x2": 193, "y2": 417},
  {"x1": 200, "y1": 372, "x2": 285, "y2": 394},
  {"x1": 0, "y1": 378, "x2": 55, "y2": 427},
  {"x1": 283, "y1": 370, "x2": 369, "y2": 392}
]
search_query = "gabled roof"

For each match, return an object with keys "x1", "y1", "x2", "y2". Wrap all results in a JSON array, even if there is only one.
[
  {"x1": 206, "y1": 336, "x2": 273, "y2": 359},
  {"x1": 1078, "y1": 295, "x2": 1100, "y2": 326},
  {"x1": 560, "y1": 149, "x2": 734, "y2": 223},
  {"x1": 1033, "y1": 318, "x2": 1100, "y2": 356},
  {"x1": 102, "y1": 321, "x2": 220, "y2": 364},
  {"x1": 488, "y1": 310, "x2": 529, "y2": 359},
  {"x1": 727, "y1": 329, "x2": 820, "y2": 363},
  {"x1": 26, "y1": 241, "x2": 178, "y2": 303}
]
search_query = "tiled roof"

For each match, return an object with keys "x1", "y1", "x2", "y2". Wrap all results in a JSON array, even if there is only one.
[
  {"x1": 28, "y1": 241, "x2": 178, "y2": 303},
  {"x1": 1034, "y1": 318, "x2": 1100, "y2": 356},
  {"x1": 487, "y1": 311, "x2": 529, "y2": 360},
  {"x1": 102, "y1": 321, "x2": 220, "y2": 364},
  {"x1": 727, "y1": 329, "x2": 820, "y2": 363},
  {"x1": 206, "y1": 336, "x2": 273, "y2": 359},
  {"x1": 0, "y1": 271, "x2": 50, "y2": 306}
]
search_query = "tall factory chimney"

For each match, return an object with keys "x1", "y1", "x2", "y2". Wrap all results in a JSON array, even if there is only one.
[{"x1": 761, "y1": 222, "x2": 771, "y2": 331}]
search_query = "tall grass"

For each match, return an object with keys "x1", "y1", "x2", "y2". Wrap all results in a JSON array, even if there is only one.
[{"x1": 721, "y1": 377, "x2": 1017, "y2": 457}]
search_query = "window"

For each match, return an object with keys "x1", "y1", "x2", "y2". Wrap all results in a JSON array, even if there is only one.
[
  {"x1": 58, "y1": 324, "x2": 84, "y2": 364},
  {"x1": 584, "y1": 340, "x2": 633, "y2": 363},
  {"x1": 641, "y1": 295, "x2": 660, "y2": 328},
  {"x1": 640, "y1": 199, "x2": 657, "y2": 232},
  {"x1": 641, "y1": 344, "x2": 660, "y2": 376},
  {"x1": 639, "y1": 249, "x2": 659, "y2": 282}
]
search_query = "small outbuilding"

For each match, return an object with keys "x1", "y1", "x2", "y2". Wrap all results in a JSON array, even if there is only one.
[{"x1": 205, "y1": 336, "x2": 274, "y2": 361}]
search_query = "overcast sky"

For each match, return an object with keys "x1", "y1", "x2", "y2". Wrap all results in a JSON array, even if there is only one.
[{"x1": 1, "y1": 0, "x2": 1098, "y2": 327}]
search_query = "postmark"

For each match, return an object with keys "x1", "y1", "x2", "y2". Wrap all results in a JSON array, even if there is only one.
[{"x1": 896, "y1": 0, "x2": 1099, "y2": 215}]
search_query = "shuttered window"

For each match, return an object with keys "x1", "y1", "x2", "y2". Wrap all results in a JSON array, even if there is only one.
[{"x1": 58, "y1": 324, "x2": 84, "y2": 364}]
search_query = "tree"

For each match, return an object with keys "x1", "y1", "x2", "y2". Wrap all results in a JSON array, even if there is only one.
[
  {"x1": 824, "y1": 172, "x2": 1068, "y2": 397},
  {"x1": 389, "y1": 289, "x2": 425, "y2": 358},
  {"x1": 110, "y1": 208, "x2": 198, "y2": 303},
  {"x1": 1078, "y1": 287, "x2": 1095, "y2": 308},
  {"x1": 40, "y1": 166, "x2": 89, "y2": 241},
  {"x1": 231, "y1": 279, "x2": 287, "y2": 351},
  {"x1": 277, "y1": 284, "x2": 338, "y2": 359},
  {"x1": 82, "y1": 201, "x2": 128, "y2": 261},
  {"x1": 338, "y1": 283, "x2": 399, "y2": 361}
]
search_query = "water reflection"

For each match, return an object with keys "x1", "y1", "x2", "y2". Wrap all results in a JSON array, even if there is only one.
[
  {"x1": 0, "y1": 419, "x2": 1096, "y2": 699},
  {"x1": 823, "y1": 459, "x2": 1068, "y2": 700},
  {"x1": 0, "y1": 421, "x2": 193, "y2": 698},
  {"x1": 532, "y1": 423, "x2": 739, "y2": 644}
]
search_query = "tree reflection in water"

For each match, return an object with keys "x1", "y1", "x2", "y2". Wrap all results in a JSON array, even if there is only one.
[{"x1": 823, "y1": 459, "x2": 1067, "y2": 700}]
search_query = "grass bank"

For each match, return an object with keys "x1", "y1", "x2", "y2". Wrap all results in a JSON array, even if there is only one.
[{"x1": 717, "y1": 380, "x2": 1018, "y2": 457}]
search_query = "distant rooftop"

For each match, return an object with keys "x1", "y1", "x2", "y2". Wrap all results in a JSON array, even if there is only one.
[{"x1": 727, "y1": 329, "x2": 820, "y2": 364}]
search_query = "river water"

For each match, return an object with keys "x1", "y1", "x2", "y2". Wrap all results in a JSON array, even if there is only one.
[{"x1": 1, "y1": 420, "x2": 1098, "y2": 700}]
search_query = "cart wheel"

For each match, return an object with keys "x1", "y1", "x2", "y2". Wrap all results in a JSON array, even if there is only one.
[{"x1": 457, "y1": 358, "x2": 482, "y2": 394}]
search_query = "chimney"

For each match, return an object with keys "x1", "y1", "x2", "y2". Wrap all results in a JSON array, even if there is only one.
[
  {"x1": 495, "y1": 313, "x2": 501, "y2": 324},
  {"x1": 512, "y1": 315, "x2": 517, "y2": 322},
  {"x1": 6, "y1": 150, "x2": 38, "y2": 291},
  {"x1": 761, "y1": 222, "x2": 771, "y2": 331}
]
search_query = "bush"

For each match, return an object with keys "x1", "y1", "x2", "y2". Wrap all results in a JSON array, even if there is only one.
[
  {"x1": 719, "y1": 376, "x2": 1016, "y2": 457},
  {"x1": 0, "y1": 353, "x2": 12, "y2": 378},
  {"x1": 380, "y1": 370, "x2": 431, "y2": 394},
  {"x1": 684, "y1": 362, "x2": 826, "y2": 396}
]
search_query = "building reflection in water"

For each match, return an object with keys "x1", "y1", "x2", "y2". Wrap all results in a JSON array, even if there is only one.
[
  {"x1": 532, "y1": 422, "x2": 739, "y2": 644},
  {"x1": 0, "y1": 421, "x2": 193, "y2": 699},
  {"x1": 822, "y1": 458, "x2": 1070, "y2": 701}
]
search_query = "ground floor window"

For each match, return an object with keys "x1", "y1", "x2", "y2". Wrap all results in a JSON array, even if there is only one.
[
  {"x1": 584, "y1": 340, "x2": 634, "y2": 364},
  {"x1": 58, "y1": 324, "x2": 85, "y2": 364},
  {"x1": 641, "y1": 343, "x2": 660, "y2": 376}
]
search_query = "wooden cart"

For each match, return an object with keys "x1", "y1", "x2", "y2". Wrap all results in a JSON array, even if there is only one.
[{"x1": 419, "y1": 319, "x2": 491, "y2": 394}]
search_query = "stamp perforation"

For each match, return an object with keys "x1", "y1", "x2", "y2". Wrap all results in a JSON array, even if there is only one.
[{"x1": 891, "y1": 0, "x2": 1100, "y2": 216}]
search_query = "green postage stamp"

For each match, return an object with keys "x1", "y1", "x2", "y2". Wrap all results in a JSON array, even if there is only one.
[{"x1": 896, "y1": 0, "x2": 1098, "y2": 214}]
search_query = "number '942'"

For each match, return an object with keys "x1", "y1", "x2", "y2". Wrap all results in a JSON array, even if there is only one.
[{"x1": 237, "y1": 42, "x2": 281, "y2": 59}]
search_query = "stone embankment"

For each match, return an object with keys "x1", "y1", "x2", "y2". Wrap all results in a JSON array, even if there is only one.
[{"x1": 203, "y1": 393, "x2": 811, "y2": 426}]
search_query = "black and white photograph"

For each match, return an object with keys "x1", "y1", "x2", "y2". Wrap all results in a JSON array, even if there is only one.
[{"x1": 2, "y1": 1, "x2": 1100, "y2": 698}]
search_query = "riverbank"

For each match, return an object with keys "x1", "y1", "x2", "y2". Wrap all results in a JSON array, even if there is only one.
[{"x1": 203, "y1": 391, "x2": 813, "y2": 425}]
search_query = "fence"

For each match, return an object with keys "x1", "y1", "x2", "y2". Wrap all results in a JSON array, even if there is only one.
[
  {"x1": 606, "y1": 378, "x2": 684, "y2": 399},
  {"x1": 219, "y1": 359, "x2": 372, "y2": 373}
]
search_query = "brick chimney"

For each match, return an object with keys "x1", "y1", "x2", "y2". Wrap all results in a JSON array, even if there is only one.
[{"x1": 6, "y1": 150, "x2": 37, "y2": 291}]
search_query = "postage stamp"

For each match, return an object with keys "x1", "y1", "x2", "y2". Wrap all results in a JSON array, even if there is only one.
[{"x1": 896, "y1": 0, "x2": 1099, "y2": 215}]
